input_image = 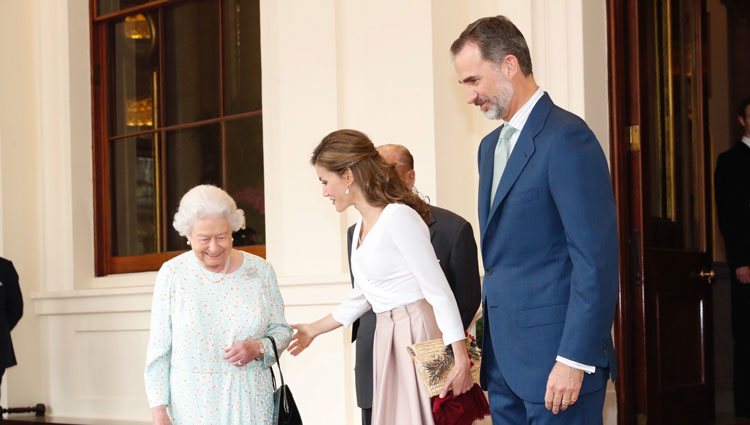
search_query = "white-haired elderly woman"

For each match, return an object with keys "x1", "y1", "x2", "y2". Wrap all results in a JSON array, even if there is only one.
[{"x1": 145, "y1": 184, "x2": 292, "y2": 425}]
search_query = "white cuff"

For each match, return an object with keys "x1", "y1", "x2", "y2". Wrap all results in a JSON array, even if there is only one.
[
  {"x1": 331, "y1": 308, "x2": 353, "y2": 328},
  {"x1": 556, "y1": 356, "x2": 595, "y2": 374}
]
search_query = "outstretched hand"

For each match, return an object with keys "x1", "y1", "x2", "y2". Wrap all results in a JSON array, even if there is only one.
[
  {"x1": 287, "y1": 314, "x2": 342, "y2": 356},
  {"x1": 288, "y1": 323, "x2": 316, "y2": 356}
]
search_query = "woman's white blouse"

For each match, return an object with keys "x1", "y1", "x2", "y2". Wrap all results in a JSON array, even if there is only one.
[{"x1": 332, "y1": 203, "x2": 465, "y2": 345}]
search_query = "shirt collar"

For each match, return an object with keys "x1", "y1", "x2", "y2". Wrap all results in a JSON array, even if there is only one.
[
  {"x1": 742, "y1": 136, "x2": 750, "y2": 149},
  {"x1": 506, "y1": 87, "x2": 544, "y2": 132}
]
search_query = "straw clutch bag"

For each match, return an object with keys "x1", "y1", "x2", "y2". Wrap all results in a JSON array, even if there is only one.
[{"x1": 406, "y1": 336, "x2": 481, "y2": 397}]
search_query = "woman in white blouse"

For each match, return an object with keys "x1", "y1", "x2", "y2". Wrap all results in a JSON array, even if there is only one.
[{"x1": 289, "y1": 129, "x2": 472, "y2": 425}]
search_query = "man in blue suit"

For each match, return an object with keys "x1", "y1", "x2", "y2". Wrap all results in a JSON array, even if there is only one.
[{"x1": 451, "y1": 16, "x2": 619, "y2": 424}]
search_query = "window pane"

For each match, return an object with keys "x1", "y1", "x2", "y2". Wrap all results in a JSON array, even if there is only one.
[
  {"x1": 165, "y1": 124, "x2": 222, "y2": 250},
  {"x1": 223, "y1": 0, "x2": 262, "y2": 114},
  {"x1": 163, "y1": 0, "x2": 221, "y2": 126},
  {"x1": 111, "y1": 135, "x2": 158, "y2": 256},
  {"x1": 93, "y1": 0, "x2": 265, "y2": 274},
  {"x1": 225, "y1": 117, "x2": 264, "y2": 245},
  {"x1": 98, "y1": 0, "x2": 150, "y2": 16},
  {"x1": 110, "y1": 12, "x2": 158, "y2": 136}
]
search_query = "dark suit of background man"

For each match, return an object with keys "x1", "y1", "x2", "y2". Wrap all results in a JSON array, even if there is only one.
[
  {"x1": 452, "y1": 16, "x2": 619, "y2": 424},
  {"x1": 715, "y1": 96, "x2": 750, "y2": 418},
  {"x1": 347, "y1": 143, "x2": 481, "y2": 425},
  {"x1": 1, "y1": 256, "x2": 24, "y2": 399}
]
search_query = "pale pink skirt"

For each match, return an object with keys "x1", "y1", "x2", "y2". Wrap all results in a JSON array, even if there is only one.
[{"x1": 372, "y1": 300, "x2": 441, "y2": 425}]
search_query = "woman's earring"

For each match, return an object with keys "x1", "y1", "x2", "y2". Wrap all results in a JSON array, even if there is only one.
[
  {"x1": 186, "y1": 240, "x2": 191, "y2": 246},
  {"x1": 345, "y1": 184, "x2": 351, "y2": 195}
]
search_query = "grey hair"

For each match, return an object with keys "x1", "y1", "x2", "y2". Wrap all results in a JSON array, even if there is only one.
[
  {"x1": 450, "y1": 15, "x2": 533, "y2": 76},
  {"x1": 172, "y1": 184, "x2": 245, "y2": 237}
]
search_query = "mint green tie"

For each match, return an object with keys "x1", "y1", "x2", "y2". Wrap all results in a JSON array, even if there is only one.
[{"x1": 490, "y1": 124, "x2": 517, "y2": 205}]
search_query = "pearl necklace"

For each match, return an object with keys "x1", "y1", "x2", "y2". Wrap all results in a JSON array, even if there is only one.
[{"x1": 198, "y1": 253, "x2": 232, "y2": 283}]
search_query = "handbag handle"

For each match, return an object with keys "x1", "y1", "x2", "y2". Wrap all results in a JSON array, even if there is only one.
[{"x1": 267, "y1": 336, "x2": 285, "y2": 390}]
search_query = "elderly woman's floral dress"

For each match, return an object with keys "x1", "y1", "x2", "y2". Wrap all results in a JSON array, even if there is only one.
[{"x1": 145, "y1": 251, "x2": 293, "y2": 425}]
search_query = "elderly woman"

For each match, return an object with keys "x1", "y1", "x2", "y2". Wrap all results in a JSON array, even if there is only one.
[{"x1": 145, "y1": 184, "x2": 292, "y2": 425}]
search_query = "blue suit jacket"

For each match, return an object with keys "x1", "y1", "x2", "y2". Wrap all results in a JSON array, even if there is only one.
[{"x1": 478, "y1": 93, "x2": 618, "y2": 403}]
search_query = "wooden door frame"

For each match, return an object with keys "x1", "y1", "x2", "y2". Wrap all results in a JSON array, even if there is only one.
[
  {"x1": 608, "y1": 1, "x2": 714, "y2": 424},
  {"x1": 606, "y1": 0, "x2": 641, "y2": 424}
]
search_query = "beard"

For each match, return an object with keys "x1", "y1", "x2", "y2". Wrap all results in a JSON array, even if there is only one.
[{"x1": 481, "y1": 78, "x2": 514, "y2": 120}]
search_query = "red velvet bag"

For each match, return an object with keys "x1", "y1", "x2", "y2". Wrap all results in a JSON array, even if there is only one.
[{"x1": 432, "y1": 384, "x2": 490, "y2": 425}]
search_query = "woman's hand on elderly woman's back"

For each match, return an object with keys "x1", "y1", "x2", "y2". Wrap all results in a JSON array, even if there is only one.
[{"x1": 223, "y1": 339, "x2": 264, "y2": 367}]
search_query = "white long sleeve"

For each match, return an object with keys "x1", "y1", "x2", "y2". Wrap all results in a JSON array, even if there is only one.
[
  {"x1": 331, "y1": 285, "x2": 371, "y2": 327},
  {"x1": 332, "y1": 204, "x2": 465, "y2": 345}
]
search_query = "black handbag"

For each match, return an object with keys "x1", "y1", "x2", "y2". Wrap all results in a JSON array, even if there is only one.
[{"x1": 268, "y1": 336, "x2": 302, "y2": 425}]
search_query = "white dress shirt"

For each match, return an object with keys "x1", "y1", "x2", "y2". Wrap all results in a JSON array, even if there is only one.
[
  {"x1": 331, "y1": 203, "x2": 465, "y2": 346},
  {"x1": 742, "y1": 136, "x2": 750, "y2": 149},
  {"x1": 503, "y1": 87, "x2": 596, "y2": 374},
  {"x1": 505, "y1": 87, "x2": 544, "y2": 155}
]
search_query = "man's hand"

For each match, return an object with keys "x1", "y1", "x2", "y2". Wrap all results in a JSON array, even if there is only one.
[
  {"x1": 736, "y1": 266, "x2": 750, "y2": 284},
  {"x1": 544, "y1": 361, "x2": 584, "y2": 414}
]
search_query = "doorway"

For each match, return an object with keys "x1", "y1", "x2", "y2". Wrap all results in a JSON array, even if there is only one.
[
  {"x1": 608, "y1": 0, "x2": 750, "y2": 424},
  {"x1": 608, "y1": 0, "x2": 718, "y2": 424}
]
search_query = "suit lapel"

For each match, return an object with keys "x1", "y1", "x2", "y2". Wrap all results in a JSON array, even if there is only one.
[
  {"x1": 427, "y1": 208, "x2": 438, "y2": 241},
  {"x1": 485, "y1": 93, "x2": 553, "y2": 228}
]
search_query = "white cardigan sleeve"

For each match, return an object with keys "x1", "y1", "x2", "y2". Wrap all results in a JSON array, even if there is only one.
[{"x1": 387, "y1": 204, "x2": 465, "y2": 345}]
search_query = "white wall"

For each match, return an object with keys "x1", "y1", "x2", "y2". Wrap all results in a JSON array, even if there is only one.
[
  {"x1": 0, "y1": 0, "x2": 44, "y2": 410},
  {"x1": 0, "y1": 0, "x2": 614, "y2": 423}
]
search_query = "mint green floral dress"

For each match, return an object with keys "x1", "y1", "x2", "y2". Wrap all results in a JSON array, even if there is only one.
[{"x1": 145, "y1": 251, "x2": 293, "y2": 425}]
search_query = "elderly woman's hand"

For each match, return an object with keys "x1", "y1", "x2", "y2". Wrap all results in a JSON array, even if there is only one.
[
  {"x1": 224, "y1": 339, "x2": 264, "y2": 367},
  {"x1": 151, "y1": 406, "x2": 172, "y2": 425}
]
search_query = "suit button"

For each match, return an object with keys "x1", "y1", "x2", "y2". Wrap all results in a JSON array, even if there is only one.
[{"x1": 485, "y1": 268, "x2": 493, "y2": 275}]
